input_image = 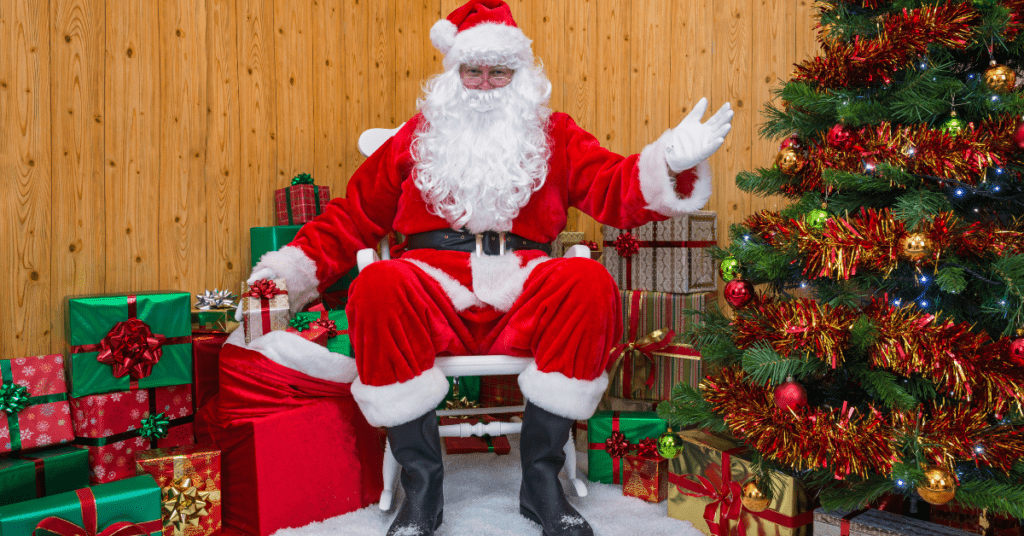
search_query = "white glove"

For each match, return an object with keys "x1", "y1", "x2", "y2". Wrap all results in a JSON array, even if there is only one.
[
  {"x1": 235, "y1": 268, "x2": 278, "y2": 322},
  {"x1": 664, "y1": 98, "x2": 733, "y2": 173}
]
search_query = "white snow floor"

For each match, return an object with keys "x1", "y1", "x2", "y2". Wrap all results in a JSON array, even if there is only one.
[{"x1": 272, "y1": 436, "x2": 705, "y2": 536}]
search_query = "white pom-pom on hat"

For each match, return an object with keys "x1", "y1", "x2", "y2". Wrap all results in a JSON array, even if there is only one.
[{"x1": 430, "y1": 19, "x2": 458, "y2": 55}]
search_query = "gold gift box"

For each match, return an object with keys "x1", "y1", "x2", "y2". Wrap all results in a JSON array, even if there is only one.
[{"x1": 668, "y1": 430, "x2": 813, "y2": 535}]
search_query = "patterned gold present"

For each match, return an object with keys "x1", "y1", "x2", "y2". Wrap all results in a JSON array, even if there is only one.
[{"x1": 240, "y1": 279, "x2": 289, "y2": 344}]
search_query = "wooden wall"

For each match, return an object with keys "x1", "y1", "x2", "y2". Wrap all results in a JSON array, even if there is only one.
[{"x1": 1, "y1": 0, "x2": 819, "y2": 356}]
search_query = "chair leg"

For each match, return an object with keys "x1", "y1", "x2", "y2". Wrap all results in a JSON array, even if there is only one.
[
  {"x1": 562, "y1": 437, "x2": 588, "y2": 497},
  {"x1": 379, "y1": 439, "x2": 399, "y2": 511}
]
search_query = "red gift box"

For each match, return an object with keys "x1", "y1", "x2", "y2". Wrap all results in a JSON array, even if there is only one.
[
  {"x1": 1, "y1": 354, "x2": 75, "y2": 454},
  {"x1": 192, "y1": 330, "x2": 228, "y2": 414},
  {"x1": 622, "y1": 452, "x2": 668, "y2": 503},
  {"x1": 440, "y1": 416, "x2": 511, "y2": 455},
  {"x1": 135, "y1": 445, "x2": 222, "y2": 536},
  {"x1": 274, "y1": 181, "x2": 330, "y2": 225},
  {"x1": 195, "y1": 341, "x2": 383, "y2": 536},
  {"x1": 479, "y1": 375, "x2": 524, "y2": 407},
  {"x1": 71, "y1": 385, "x2": 195, "y2": 484}
]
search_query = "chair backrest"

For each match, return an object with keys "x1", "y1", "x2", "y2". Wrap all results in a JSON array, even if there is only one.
[{"x1": 357, "y1": 123, "x2": 406, "y2": 157}]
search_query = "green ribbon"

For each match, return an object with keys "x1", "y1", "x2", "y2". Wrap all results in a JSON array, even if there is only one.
[
  {"x1": 291, "y1": 173, "x2": 314, "y2": 185},
  {"x1": 289, "y1": 316, "x2": 312, "y2": 332},
  {"x1": 1, "y1": 360, "x2": 69, "y2": 452},
  {"x1": 481, "y1": 434, "x2": 495, "y2": 453},
  {"x1": 139, "y1": 412, "x2": 170, "y2": 441}
]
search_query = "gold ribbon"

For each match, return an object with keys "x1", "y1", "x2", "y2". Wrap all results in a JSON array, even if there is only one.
[
  {"x1": 160, "y1": 455, "x2": 220, "y2": 535},
  {"x1": 609, "y1": 328, "x2": 674, "y2": 397}
]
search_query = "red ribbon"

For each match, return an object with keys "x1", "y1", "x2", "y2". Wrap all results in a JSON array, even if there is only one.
[
  {"x1": 611, "y1": 232, "x2": 641, "y2": 257},
  {"x1": 69, "y1": 296, "x2": 190, "y2": 390},
  {"x1": 33, "y1": 488, "x2": 163, "y2": 536},
  {"x1": 610, "y1": 292, "x2": 676, "y2": 397},
  {"x1": 587, "y1": 412, "x2": 629, "y2": 483},
  {"x1": 668, "y1": 446, "x2": 814, "y2": 534},
  {"x1": 840, "y1": 509, "x2": 868, "y2": 535},
  {"x1": 243, "y1": 279, "x2": 288, "y2": 335},
  {"x1": 313, "y1": 310, "x2": 339, "y2": 338}
]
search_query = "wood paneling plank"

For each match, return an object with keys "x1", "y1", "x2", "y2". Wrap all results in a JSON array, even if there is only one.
[
  {"x1": 510, "y1": 0, "x2": 565, "y2": 114},
  {"x1": 566, "y1": 0, "x2": 597, "y2": 238},
  {"x1": 1, "y1": 0, "x2": 52, "y2": 356},
  {"x1": 340, "y1": 0, "x2": 368, "y2": 184},
  {"x1": 159, "y1": 0, "x2": 208, "y2": 296},
  {"x1": 50, "y1": 0, "x2": 105, "y2": 354},
  {"x1": 207, "y1": 0, "x2": 241, "y2": 289},
  {"x1": 630, "y1": 0, "x2": 672, "y2": 153},
  {"x1": 394, "y1": 0, "x2": 438, "y2": 123},
  {"x1": 369, "y1": 0, "x2": 395, "y2": 128},
  {"x1": 274, "y1": 0, "x2": 313, "y2": 182},
  {"x1": 236, "y1": 0, "x2": 276, "y2": 269},
  {"x1": 104, "y1": 0, "x2": 160, "y2": 294},
  {"x1": 313, "y1": 0, "x2": 345, "y2": 193}
]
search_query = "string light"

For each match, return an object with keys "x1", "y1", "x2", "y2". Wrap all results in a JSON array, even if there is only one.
[
  {"x1": 918, "y1": 274, "x2": 930, "y2": 284},
  {"x1": 974, "y1": 444, "x2": 985, "y2": 455},
  {"x1": 990, "y1": 95, "x2": 1001, "y2": 103},
  {"x1": 954, "y1": 188, "x2": 966, "y2": 198},
  {"x1": 918, "y1": 299, "x2": 931, "y2": 309},
  {"x1": 895, "y1": 478, "x2": 907, "y2": 488}
]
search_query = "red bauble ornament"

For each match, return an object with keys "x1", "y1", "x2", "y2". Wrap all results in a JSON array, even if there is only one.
[
  {"x1": 827, "y1": 124, "x2": 853, "y2": 150},
  {"x1": 1013, "y1": 122, "x2": 1024, "y2": 151},
  {"x1": 774, "y1": 376, "x2": 808, "y2": 411},
  {"x1": 724, "y1": 279, "x2": 757, "y2": 308},
  {"x1": 779, "y1": 135, "x2": 802, "y2": 150},
  {"x1": 1009, "y1": 337, "x2": 1024, "y2": 367}
]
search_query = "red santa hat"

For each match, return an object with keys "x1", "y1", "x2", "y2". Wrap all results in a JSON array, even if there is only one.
[{"x1": 430, "y1": 0, "x2": 534, "y2": 70}]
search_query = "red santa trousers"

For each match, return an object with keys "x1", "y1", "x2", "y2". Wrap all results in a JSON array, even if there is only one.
[{"x1": 347, "y1": 255, "x2": 620, "y2": 427}]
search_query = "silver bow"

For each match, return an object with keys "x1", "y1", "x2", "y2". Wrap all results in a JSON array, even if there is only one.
[{"x1": 194, "y1": 289, "x2": 237, "y2": 310}]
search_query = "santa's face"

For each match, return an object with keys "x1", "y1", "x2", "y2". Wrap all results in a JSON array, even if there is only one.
[
  {"x1": 459, "y1": 64, "x2": 514, "y2": 91},
  {"x1": 412, "y1": 60, "x2": 552, "y2": 233}
]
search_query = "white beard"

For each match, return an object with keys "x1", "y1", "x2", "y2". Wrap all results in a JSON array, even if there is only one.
[{"x1": 412, "y1": 66, "x2": 552, "y2": 233}]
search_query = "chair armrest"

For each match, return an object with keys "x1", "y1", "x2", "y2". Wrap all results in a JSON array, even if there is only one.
[
  {"x1": 356, "y1": 248, "x2": 380, "y2": 272},
  {"x1": 562, "y1": 244, "x2": 592, "y2": 259}
]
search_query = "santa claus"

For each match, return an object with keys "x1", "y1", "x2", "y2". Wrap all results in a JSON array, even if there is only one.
[{"x1": 244, "y1": 1, "x2": 732, "y2": 535}]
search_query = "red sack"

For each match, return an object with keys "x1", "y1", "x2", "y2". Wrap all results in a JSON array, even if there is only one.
[{"x1": 196, "y1": 335, "x2": 383, "y2": 536}]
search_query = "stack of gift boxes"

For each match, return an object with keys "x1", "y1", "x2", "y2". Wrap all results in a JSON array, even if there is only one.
[{"x1": 0, "y1": 173, "x2": 376, "y2": 536}]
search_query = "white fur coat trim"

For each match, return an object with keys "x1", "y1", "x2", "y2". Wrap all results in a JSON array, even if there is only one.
[
  {"x1": 518, "y1": 362, "x2": 609, "y2": 421},
  {"x1": 404, "y1": 259, "x2": 485, "y2": 311},
  {"x1": 252, "y1": 245, "x2": 320, "y2": 314},
  {"x1": 470, "y1": 254, "x2": 549, "y2": 312},
  {"x1": 351, "y1": 367, "x2": 450, "y2": 427},
  {"x1": 638, "y1": 130, "x2": 713, "y2": 217},
  {"x1": 225, "y1": 329, "x2": 358, "y2": 384}
]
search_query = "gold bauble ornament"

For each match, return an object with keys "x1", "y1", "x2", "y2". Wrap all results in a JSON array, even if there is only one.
[
  {"x1": 985, "y1": 60, "x2": 1016, "y2": 93},
  {"x1": 899, "y1": 232, "x2": 933, "y2": 262},
  {"x1": 775, "y1": 147, "x2": 805, "y2": 175},
  {"x1": 916, "y1": 466, "x2": 956, "y2": 506},
  {"x1": 740, "y1": 480, "x2": 771, "y2": 513}
]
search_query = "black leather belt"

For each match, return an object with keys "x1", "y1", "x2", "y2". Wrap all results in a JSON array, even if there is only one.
[{"x1": 406, "y1": 229, "x2": 551, "y2": 256}]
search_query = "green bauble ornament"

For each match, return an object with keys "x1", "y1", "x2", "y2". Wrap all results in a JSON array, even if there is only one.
[
  {"x1": 658, "y1": 430, "x2": 684, "y2": 459},
  {"x1": 942, "y1": 113, "x2": 966, "y2": 136},
  {"x1": 806, "y1": 208, "x2": 830, "y2": 230},
  {"x1": 720, "y1": 257, "x2": 741, "y2": 282}
]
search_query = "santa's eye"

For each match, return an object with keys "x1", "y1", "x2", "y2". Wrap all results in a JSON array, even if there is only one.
[{"x1": 462, "y1": 67, "x2": 483, "y2": 77}]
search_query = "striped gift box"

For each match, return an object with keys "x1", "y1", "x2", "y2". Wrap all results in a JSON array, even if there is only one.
[
  {"x1": 274, "y1": 183, "x2": 330, "y2": 225},
  {"x1": 602, "y1": 211, "x2": 717, "y2": 293},
  {"x1": 608, "y1": 290, "x2": 713, "y2": 401}
]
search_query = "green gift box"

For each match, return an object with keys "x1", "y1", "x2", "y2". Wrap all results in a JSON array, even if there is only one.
[
  {"x1": 249, "y1": 225, "x2": 358, "y2": 309},
  {"x1": 65, "y1": 293, "x2": 193, "y2": 398},
  {"x1": 0, "y1": 445, "x2": 89, "y2": 506},
  {"x1": 437, "y1": 376, "x2": 481, "y2": 410},
  {"x1": 0, "y1": 474, "x2": 162, "y2": 535},
  {"x1": 586, "y1": 410, "x2": 666, "y2": 484}
]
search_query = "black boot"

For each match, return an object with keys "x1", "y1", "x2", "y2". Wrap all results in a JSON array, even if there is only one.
[
  {"x1": 386, "y1": 410, "x2": 444, "y2": 536},
  {"x1": 519, "y1": 402, "x2": 594, "y2": 536}
]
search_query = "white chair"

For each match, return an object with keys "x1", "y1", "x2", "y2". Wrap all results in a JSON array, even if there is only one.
[
  {"x1": 357, "y1": 237, "x2": 591, "y2": 511},
  {"x1": 355, "y1": 126, "x2": 589, "y2": 510}
]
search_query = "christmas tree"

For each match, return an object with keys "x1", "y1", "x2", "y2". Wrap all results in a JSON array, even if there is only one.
[{"x1": 659, "y1": 0, "x2": 1024, "y2": 520}]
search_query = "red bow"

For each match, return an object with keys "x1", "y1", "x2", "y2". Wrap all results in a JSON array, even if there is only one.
[
  {"x1": 246, "y1": 279, "x2": 285, "y2": 299},
  {"x1": 636, "y1": 437, "x2": 660, "y2": 459},
  {"x1": 34, "y1": 488, "x2": 162, "y2": 536},
  {"x1": 604, "y1": 431, "x2": 631, "y2": 458},
  {"x1": 611, "y1": 232, "x2": 641, "y2": 258},
  {"x1": 314, "y1": 318, "x2": 339, "y2": 338},
  {"x1": 96, "y1": 318, "x2": 163, "y2": 380},
  {"x1": 675, "y1": 473, "x2": 745, "y2": 535}
]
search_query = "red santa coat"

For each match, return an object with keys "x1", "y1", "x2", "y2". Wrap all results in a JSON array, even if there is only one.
[
  {"x1": 254, "y1": 112, "x2": 711, "y2": 426},
  {"x1": 257, "y1": 112, "x2": 711, "y2": 313}
]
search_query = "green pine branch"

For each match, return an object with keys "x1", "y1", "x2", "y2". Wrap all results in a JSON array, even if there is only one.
[
  {"x1": 740, "y1": 343, "x2": 827, "y2": 386},
  {"x1": 891, "y1": 188, "x2": 953, "y2": 229},
  {"x1": 658, "y1": 385, "x2": 729, "y2": 434},
  {"x1": 850, "y1": 367, "x2": 919, "y2": 410}
]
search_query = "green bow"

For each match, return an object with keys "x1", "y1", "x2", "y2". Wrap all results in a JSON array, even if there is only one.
[
  {"x1": 140, "y1": 412, "x2": 171, "y2": 440},
  {"x1": 0, "y1": 383, "x2": 30, "y2": 415},
  {"x1": 291, "y1": 173, "x2": 314, "y2": 185},
  {"x1": 289, "y1": 316, "x2": 312, "y2": 331}
]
